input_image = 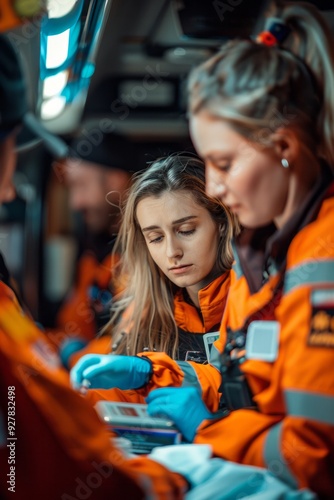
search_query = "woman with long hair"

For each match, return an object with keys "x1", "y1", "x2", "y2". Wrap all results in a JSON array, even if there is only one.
[
  {"x1": 71, "y1": 153, "x2": 237, "y2": 395},
  {"x1": 107, "y1": 153, "x2": 236, "y2": 360}
]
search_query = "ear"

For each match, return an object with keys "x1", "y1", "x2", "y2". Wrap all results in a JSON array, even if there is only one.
[{"x1": 270, "y1": 127, "x2": 300, "y2": 165}]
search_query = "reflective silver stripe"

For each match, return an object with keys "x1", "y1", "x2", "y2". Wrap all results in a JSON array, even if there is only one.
[
  {"x1": 284, "y1": 259, "x2": 334, "y2": 294},
  {"x1": 210, "y1": 343, "x2": 222, "y2": 370},
  {"x1": 177, "y1": 361, "x2": 202, "y2": 393},
  {"x1": 285, "y1": 390, "x2": 334, "y2": 425},
  {"x1": 264, "y1": 422, "x2": 298, "y2": 488}
]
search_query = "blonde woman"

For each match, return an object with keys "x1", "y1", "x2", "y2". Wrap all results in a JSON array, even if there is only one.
[{"x1": 71, "y1": 153, "x2": 238, "y2": 396}]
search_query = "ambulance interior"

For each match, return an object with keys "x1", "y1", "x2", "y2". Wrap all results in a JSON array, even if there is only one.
[{"x1": 1, "y1": 0, "x2": 332, "y2": 327}]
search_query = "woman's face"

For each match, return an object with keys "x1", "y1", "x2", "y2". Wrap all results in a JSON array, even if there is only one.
[
  {"x1": 136, "y1": 190, "x2": 220, "y2": 298},
  {"x1": 190, "y1": 111, "x2": 290, "y2": 228}
]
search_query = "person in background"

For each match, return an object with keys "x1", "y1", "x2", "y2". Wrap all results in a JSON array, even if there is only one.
[
  {"x1": 0, "y1": 30, "x2": 188, "y2": 500},
  {"x1": 69, "y1": 153, "x2": 238, "y2": 401},
  {"x1": 47, "y1": 130, "x2": 140, "y2": 362},
  {"x1": 71, "y1": 2, "x2": 334, "y2": 497}
]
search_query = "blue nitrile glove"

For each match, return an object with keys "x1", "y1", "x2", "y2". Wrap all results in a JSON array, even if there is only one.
[
  {"x1": 146, "y1": 387, "x2": 213, "y2": 442},
  {"x1": 59, "y1": 337, "x2": 88, "y2": 370},
  {"x1": 70, "y1": 354, "x2": 152, "y2": 390}
]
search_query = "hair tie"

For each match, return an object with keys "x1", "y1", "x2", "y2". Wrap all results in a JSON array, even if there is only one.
[{"x1": 256, "y1": 18, "x2": 290, "y2": 46}]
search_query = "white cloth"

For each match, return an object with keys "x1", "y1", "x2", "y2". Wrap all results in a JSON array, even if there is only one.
[{"x1": 149, "y1": 444, "x2": 317, "y2": 500}]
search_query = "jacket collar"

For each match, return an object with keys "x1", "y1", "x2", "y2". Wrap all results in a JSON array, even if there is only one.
[{"x1": 174, "y1": 272, "x2": 230, "y2": 332}]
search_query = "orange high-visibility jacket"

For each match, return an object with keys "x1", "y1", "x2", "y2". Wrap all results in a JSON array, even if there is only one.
[
  {"x1": 137, "y1": 177, "x2": 334, "y2": 497},
  {"x1": 173, "y1": 271, "x2": 230, "y2": 333},
  {"x1": 0, "y1": 280, "x2": 187, "y2": 499},
  {"x1": 85, "y1": 272, "x2": 230, "y2": 405}
]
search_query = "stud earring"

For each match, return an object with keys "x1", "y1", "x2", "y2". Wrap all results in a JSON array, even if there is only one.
[{"x1": 281, "y1": 158, "x2": 289, "y2": 168}]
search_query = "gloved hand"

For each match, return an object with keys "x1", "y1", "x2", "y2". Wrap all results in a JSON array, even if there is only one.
[
  {"x1": 146, "y1": 387, "x2": 213, "y2": 442},
  {"x1": 70, "y1": 354, "x2": 152, "y2": 391},
  {"x1": 59, "y1": 337, "x2": 88, "y2": 370}
]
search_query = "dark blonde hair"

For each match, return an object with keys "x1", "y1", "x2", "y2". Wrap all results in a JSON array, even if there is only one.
[
  {"x1": 188, "y1": 1, "x2": 334, "y2": 167},
  {"x1": 104, "y1": 153, "x2": 238, "y2": 358}
]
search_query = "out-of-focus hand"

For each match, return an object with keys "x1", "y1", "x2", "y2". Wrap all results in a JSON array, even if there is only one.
[
  {"x1": 70, "y1": 354, "x2": 152, "y2": 390},
  {"x1": 146, "y1": 387, "x2": 213, "y2": 442}
]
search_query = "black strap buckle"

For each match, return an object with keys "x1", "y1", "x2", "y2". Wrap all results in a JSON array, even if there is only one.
[
  {"x1": 219, "y1": 329, "x2": 257, "y2": 411},
  {"x1": 219, "y1": 360, "x2": 257, "y2": 411}
]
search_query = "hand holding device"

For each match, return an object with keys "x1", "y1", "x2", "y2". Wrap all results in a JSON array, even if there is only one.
[
  {"x1": 146, "y1": 387, "x2": 213, "y2": 442},
  {"x1": 70, "y1": 354, "x2": 152, "y2": 390},
  {"x1": 96, "y1": 401, "x2": 180, "y2": 454}
]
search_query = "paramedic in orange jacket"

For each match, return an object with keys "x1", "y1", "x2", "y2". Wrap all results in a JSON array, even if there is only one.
[
  {"x1": 72, "y1": 272, "x2": 231, "y2": 404},
  {"x1": 0, "y1": 32, "x2": 187, "y2": 500},
  {"x1": 46, "y1": 129, "x2": 139, "y2": 353},
  {"x1": 71, "y1": 3, "x2": 334, "y2": 497},
  {"x1": 70, "y1": 154, "x2": 237, "y2": 403},
  {"x1": 150, "y1": 4, "x2": 334, "y2": 497}
]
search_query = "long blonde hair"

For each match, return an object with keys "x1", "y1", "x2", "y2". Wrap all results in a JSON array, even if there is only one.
[
  {"x1": 104, "y1": 154, "x2": 238, "y2": 358},
  {"x1": 188, "y1": 1, "x2": 334, "y2": 168}
]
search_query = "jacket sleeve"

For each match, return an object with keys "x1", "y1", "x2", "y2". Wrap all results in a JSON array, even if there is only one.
[
  {"x1": 195, "y1": 238, "x2": 334, "y2": 497},
  {"x1": 137, "y1": 351, "x2": 222, "y2": 412},
  {"x1": 0, "y1": 283, "x2": 187, "y2": 500}
]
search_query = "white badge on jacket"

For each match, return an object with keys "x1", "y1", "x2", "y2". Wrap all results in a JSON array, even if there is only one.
[
  {"x1": 203, "y1": 332, "x2": 220, "y2": 362},
  {"x1": 245, "y1": 321, "x2": 280, "y2": 362}
]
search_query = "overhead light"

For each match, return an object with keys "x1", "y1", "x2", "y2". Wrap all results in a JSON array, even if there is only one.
[
  {"x1": 39, "y1": 0, "x2": 111, "y2": 126},
  {"x1": 43, "y1": 71, "x2": 68, "y2": 99},
  {"x1": 41, "y1": 96, "x2": 67, "y2": 120},
  {"x1": 41, "y1": 0, "x2": 84, "y2": 79},
  {"x1": 47, "y1": 0, "x2": 78, "y2": 19},
  {"x1": 45, "y1": 29, "x2": 70, "y2": 69}
]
